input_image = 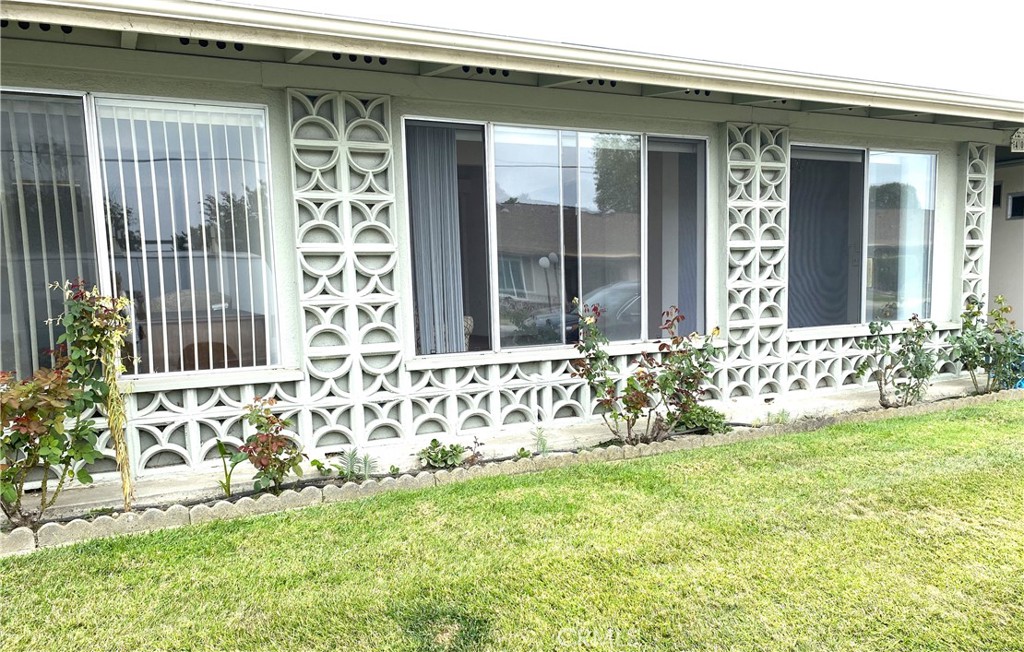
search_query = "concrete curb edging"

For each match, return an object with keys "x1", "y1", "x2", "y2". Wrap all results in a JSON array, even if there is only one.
[{"x1": 2, "y1": 390, "x2": 1020, "y2": 558}]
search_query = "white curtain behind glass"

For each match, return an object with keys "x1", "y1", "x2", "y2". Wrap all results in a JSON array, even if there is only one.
[{"x1": 406, "y1": 123, "x2": 466, "y2": 354}]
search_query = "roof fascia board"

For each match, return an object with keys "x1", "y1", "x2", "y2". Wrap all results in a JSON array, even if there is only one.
[
  {"x1": 3, "y1": 0, "x2": 1022, "y2": 123},
  {"x1": 1, "y1": 38, "x2": 1009, "y2": 145}
]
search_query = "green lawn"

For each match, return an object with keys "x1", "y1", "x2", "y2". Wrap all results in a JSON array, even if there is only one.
[{"x1": 2, "y1": 402, "x2": 1023, "y2": 652}]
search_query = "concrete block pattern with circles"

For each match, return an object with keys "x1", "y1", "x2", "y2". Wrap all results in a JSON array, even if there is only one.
[
  {"x1": 108, "y1": 108, "x2": 979, "y2": 479},
  {"x1": 962, "y1": 143, "x2": 994, "y2": 308},
  {"x1": 721, "y1": 124, "x2": 789, "y2": 398}
]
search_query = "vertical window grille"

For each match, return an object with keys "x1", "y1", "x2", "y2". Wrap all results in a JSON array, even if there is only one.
[
  {"x1": 1, "y1": 94, "x2": 97, "y2": 376},
  {"x1": 95, "y1": 99, "x2": 277, "y2": 374}
]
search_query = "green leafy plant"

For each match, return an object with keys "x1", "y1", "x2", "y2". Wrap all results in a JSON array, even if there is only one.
[
  {"x1": 52, "y1": 280, "x2": 134, "y2": 511},
  {"x1": 0, "y1": 369, "x2": 102, "y2": 528},
  {"x1": 239, "y1": 397, "x2": 304, "y2": 494},
  {"x1": 314, "y1": 449, "x2": 380, "y2": 482},
  {"x1": 752, "y1": 409, "x2": 791, "y2": 427},
  {"x1": 515, "y1": 447, "x2": 532, "y2": 460},
  {"x1": 214, "y1": 440, "x2": 247, "y2": 497},
  {"x1": 417, "y1": 439, "x2": 466, "y2": 469},
  {"x1": 360, "y1": 453, "x2": 378, "y2": 480},
  {"x1": 573, "y1": 301, "x2": 727, "y2": 445},
  {"x1": 856, "y1": 315, "x2": 938, "y2": 408},
  {"x1": 1, "y1": 281, "x2": 132, "y2": 527},
  {"x1": 389, "y1": 465, "x2": 401, "y2": 476},
  {"x1": 654, "y1": 308, "x2": 726, "y2": 435},
  {"x1": 946, "y1": 295, "x2": 1024, "y2": 394},
  {"x1": 531, "y1": 427, "x2": 549, "y2": 456}
]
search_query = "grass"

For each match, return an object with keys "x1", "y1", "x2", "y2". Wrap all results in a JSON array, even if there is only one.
[{"x1": 2, "y1": 401, "x2": 1023, "y2": 651}]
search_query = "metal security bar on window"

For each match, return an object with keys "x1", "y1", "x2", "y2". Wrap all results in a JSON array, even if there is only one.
[
  {"x1": 95, "y1": 99, "x2": 277, "y2": 374},
  {"x1": 0, "y1": 94, "x2": 98, "y2": 377}
]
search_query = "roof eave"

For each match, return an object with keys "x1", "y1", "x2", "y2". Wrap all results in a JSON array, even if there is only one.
[{"x1": 3, "y1": 0, "x2": 1023, "y2": 124}]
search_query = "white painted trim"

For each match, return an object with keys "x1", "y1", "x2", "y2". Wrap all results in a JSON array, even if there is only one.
[
  {"x1": 3, "y1": 0, "x2": 1022, "y2": 121},
  {"x1": 120, "y1": 366, "x2": 304, "y2": 392},
  {"x1": 787, "y1": 321, "x2": 960, "y2": 342},
  {"x1": 403, "y1": 339, "x2": 666, "y2": 371}
]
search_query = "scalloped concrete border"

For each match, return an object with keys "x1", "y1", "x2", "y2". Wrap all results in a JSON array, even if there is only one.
[{"x1": 2, "y1": 390, "x2": 1020, "y2": 558}]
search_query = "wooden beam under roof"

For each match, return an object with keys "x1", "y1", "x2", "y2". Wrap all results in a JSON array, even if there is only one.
[
  {"x1": 537, "y1": 74, "x2": 587, "y2": 88},
  {"x1": 418, "y1": 62, "x2": 461, "y2": 76},
  {"x1": 869, "y1": 108, "x2": 931, "y2": 119},
  {"x1": 119, "y1": 30, "x2": 138, "y2": 49},
  {"x1": 285, "y1": 48, "x2": 316, "y2": 64}
]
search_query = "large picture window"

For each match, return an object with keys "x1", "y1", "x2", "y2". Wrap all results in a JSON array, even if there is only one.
[
  {"x1": 405, "y1": 119, "x2": 705, "y2": 355},
  {"x1": 789, "y1": 145, "x2": 936, "y2": 328},
  {"x1": 1, "y1": 92, "x2": 279, "y2": 377}
]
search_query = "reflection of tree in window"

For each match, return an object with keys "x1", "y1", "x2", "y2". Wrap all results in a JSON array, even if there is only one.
[
  {"x1": 593, "y1": 134, "x2": 640, "y2": 213},
  {"x1": 174, "y1": 184, "x2": 268, "y2": 253},
  {"x1": 106, "y1": 201, "x2": 142, "y2": 252},
  {"x1": 869, "y1": 182, "x2": 920, "y2": 210}
]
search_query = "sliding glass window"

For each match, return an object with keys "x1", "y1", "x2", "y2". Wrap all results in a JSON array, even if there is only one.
[
  {"x1": 647, "y1": 137, "x2": 705, "y2": 336},
  {"x1": 406, "y1": 120, "x2": 704, "y2": 355},
  {"x1": 789, "y1": 146, "x2": 865, "y2": 328},
  {"x1": 788, "y1": 145, "x2": 935, "y2": 327},
  {"x1": 494, "y1": 126, "x2": 564, "y2": 347},
  {"x1": 406, "y1": 120, "x2": 490, "y2": 355},
  {"x1": 1, "y1": 93, "x2": 97, "y2": 377},
  {"x1": 866, "y1": 151, "x2": 935, "y2": 321}
]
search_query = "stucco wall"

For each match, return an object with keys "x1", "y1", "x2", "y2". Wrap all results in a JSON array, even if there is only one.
[
  {"x1": 0, "y1": 36, "x2": 1004, "y2": 477},
  {"x1": 990, "y1": 162, "x2": 1024, "y2": 310}
]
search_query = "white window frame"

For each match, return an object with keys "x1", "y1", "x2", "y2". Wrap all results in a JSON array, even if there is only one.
[
  {"x1": 400, "y1": 115, "x2": 709, "y2": 367},
  {"x1": 787, "y1": 142, "x2": 941, "y2": 340},
  {"x1": 0, "y1": 87, "x2": 294, "y2": 385}
]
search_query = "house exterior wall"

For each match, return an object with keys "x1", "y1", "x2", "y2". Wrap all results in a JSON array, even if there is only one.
[
  {"x1": 0, "y1": 37, "x2": 1002, "y2": 476},
  {"x1": 990, "y1": 162, "x2": 1024, "y2": 310}
]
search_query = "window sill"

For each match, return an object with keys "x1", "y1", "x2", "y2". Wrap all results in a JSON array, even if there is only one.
[
  {"x1": 787, "y1": 321, "x2": 959, "y2": 342},
  {"x1": 119, "y1": 367, "x2": 305, "y2": 393},
  {"x1": 404, "y1": 340, "x2": 668, "y2": 371}
]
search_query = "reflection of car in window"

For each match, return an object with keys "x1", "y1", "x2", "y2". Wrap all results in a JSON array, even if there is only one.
[{"x1": 519, "y1": 280, "x2": 641, "y2": 344}]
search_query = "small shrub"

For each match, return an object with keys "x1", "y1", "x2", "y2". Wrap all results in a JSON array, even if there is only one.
[
  {"x1": 389, "y1": 465, "x2": 401, "y2": 476},
  {"x1": 679, "y1": 403, "x2": 729, "y2": 434},
  {"x1": 946, "y1": 296, "x2": 1024, "y2": 394},
  {"x1": 1, "y1": 282, "x2": 132, "y2": 527},
  {"x1": 573, "y1": 302, "x2": 727, "y2": 445},
  {"x1": 0, "y1": 369, "x2": 102, "y2": 528},
  {"x1": 239, "y1": 397, "x2": 304, "y2": 494},
  {"x1": 417, "y1": 439, "x2": 465, "y2": 469},
  {"x1": 515, "y1": 447, "x2": 532, "y2": 460},
  {"x1": 856, "y1": 315, "x2": 937, "y2": 408}
]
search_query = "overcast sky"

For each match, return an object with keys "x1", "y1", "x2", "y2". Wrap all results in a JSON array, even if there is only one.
[{"x1": 221, "y1": 0, "x2": 1023, "y2": 102}]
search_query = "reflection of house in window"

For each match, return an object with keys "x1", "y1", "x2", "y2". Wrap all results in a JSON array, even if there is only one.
[{"x1": 497, "y1": 255, "x2": 528, "y2": 298}]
